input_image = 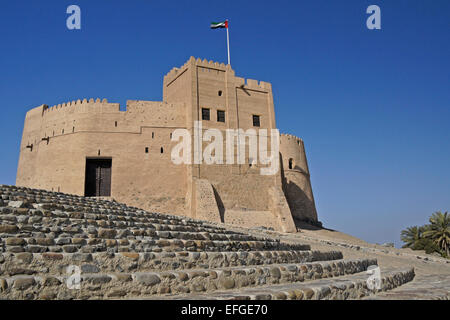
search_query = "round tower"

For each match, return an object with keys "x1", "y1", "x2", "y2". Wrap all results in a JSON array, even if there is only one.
[{"x1": 280, "y1": 134, "x2": 318, "y2": 223}]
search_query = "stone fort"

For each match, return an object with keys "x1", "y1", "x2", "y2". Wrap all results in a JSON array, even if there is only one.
[{"x1": 16, "y1": 57, "x2": 318, "y2": 232}]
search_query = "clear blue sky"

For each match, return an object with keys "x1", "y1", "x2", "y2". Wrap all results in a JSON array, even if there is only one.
[{"x1": 0, "y1": 0, "x2": 449, "y2": 247}]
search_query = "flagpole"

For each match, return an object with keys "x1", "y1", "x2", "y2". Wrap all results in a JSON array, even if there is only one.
[{"x1": 226, "y1": 21, "x2": 230, "y2": 65}]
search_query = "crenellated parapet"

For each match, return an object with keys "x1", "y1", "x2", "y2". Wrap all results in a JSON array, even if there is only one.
[
  {"x1": 164, "y1": 56, "x2": 235, "y2": 87},
  {"x1": 280, "y1": 133, "x2": 303, "y2": 144},
  {"x1": 234, "y1": 77, "x2": 272, "y2": 92},
  {"x1": 41, "y1": 98, "x2": 117, "y2": 116}
]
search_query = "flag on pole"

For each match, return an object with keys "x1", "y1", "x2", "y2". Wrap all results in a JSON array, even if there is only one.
[
  {"x1": 210, "y1": 20, "x2": 228, "y2": 29},
  {"x1": 210, "y1": 19, "x2": 230, "y2": 65}
]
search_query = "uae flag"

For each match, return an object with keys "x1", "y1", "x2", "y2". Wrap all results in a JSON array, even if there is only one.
[{"x1": 210, "y1": 20, "x2": 228, "y2": 29}]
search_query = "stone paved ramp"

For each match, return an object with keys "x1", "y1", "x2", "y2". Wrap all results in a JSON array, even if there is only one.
[
  {"x1": 0, "y1": 185, "x2": 417, "y2": 299},
  {"x1": 364, "y1": 274, "x2": 450, "y2": 300}
]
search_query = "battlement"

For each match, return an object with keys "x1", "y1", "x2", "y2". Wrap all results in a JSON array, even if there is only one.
[
  {"x1": 43, "y1": 98, "x2": 110, "y2": 112},
  {"x1": 281, "y1": 133, "x2": 304, "y2": 144},
  {"x1": 36, "y1": 98, "x2": 120, "y2": 119}
]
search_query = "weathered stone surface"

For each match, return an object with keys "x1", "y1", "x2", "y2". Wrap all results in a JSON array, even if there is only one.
[
  {"x1": 43, "y1": 252, "x2": 64, "y2": 260},
  {"x1": 13, "y1": 277, "x2": 36, "y2": 290},
  {"x1": 81, "y1": 264, "x2": 100, "y2": 273},
  {"x1": 72, "y1": 253, "x2": 93, "y2": 262},
  {"x1": 121, "y1": 252, "x2": 139, "y2": 260},
  {"x1": 8, "y1": 268, "x2": 37, "y2": 276},
  {"x1": 107, "y1": 289, "x2": 127, "y2": 298},
  {"x1": 220, "y1": 278, "x2": 236, "y2": 289},
  {"x1": 98, "y1": 228, "x2": 117, "y2": 239},
  {"x1": 40, "y1": 290, "x2": 57, "y2": 300},
  {"x1": 135, "y1": 273, "x2": 161, "y2": 286},
  {"x1": 43, "y1": 276, "x2": 62, "y2": 286},
  {"x1": 0, "y1": 278, "x2": 8, "y2": 292},
  {"x1": 0, "y1": 224, "x2": 18, "y2": 233},
  {"x1": 8, "y1": 201, "x2": 25, "y2": 208},
  {"x1": 63, "y1": 245, "x2": 78, "y2": 253},
  {"x1": 15, "y1": 252, "x2": 33, "y2": 263},
  {"x1": 84, "y1": 275, "x2": 112, "y2": 285},
  {"x1": 6, "y1": 238, "x2": 26, "y2": 246},
  {"x1": 36, "y1": 238, "x2": 55, "y2": 246}
]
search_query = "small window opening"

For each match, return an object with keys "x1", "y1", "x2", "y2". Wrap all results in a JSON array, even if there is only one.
[
  {"x1": 145, "y1": 147, "x2": 149, "y2": 153},
  {"x1": 218, "y1": 90, "x2": 223, "y2": 96},
  {"x1": 202, "y1": 108, "x2": 210, "y2": 121},
  {"x1": 52, "y1": 131, "x2": 54, "y2": 136},
  {"x1": 98, "y1": 150, "x2": 101, "y2": 156},
  {"x1": 62, "y1": 129, "x2": 64, "y2": 134},
  {"x1": 170, "y1": 133, "x2": 172, "y2": 139},
  {"x1": 217, "y1": 110, "x2": 225, "y2": 123},
  {"x1": 72, "y1": 127, "x2": 75, "y2": 133},
  {"x1": 252, "y1": 115, "x2": 260, "y2": 127},
  {"x1": 160, "y1": 147, "x2": 164, "y2": 153},
  {"x1": 289, "y1": 158, "x2": 293, "y2": 170},
  {"x1": 115, "y1": 121, "x2": 117, "y2": 127},
  {"x1": 152, "y1": 132, "x2": 154, "y2": 139}
]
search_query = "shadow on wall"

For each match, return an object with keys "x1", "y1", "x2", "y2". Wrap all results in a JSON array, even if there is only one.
[
  {"x1": 280, "y1": 153, "x2": 323, "y2": 230},
  {"x1": 212, "y1": 186, "x2": 225, "y2": 223}
]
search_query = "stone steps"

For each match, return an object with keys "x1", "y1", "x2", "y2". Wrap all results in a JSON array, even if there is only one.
[
  {"x1": 0, "y1": 207, "x2": 244, "y2": 236},
  {"x1": 0, "y1": 237, "x2": 310, "y2": 254},
  {"x1": 0, "y1": 185, "x2": 418, "y2": 300},
  {"x1": 0, "y1": 258, "x2": 377, "y2": 300},
  {"x1": 0, "y1": 250, "x2": 344, "y2": 276},
  {"x1": 148, "y1": 268, "x2": 415, "y2": 300},
  {"x1": 0, "y1": 223, "x2": 275, "y2": 243}
]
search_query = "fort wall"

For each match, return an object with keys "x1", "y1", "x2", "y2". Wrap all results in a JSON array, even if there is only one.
[
  {"x1": 280, "y1": 134, "x2": 318, "y2": 222},
  {"x1": 16, "y1": 57, "x2": 318, "y2": 231}
]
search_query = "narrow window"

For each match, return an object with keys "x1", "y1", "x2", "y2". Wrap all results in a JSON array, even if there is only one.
[
  {"x1": 217, "y1": 110, "x2": 225, "y2": 123},
  {"x1": 218, "y1": 90, "x2": 223, "y2": 96},
  {"x1": 170, "y1": 133, "x2": 172, "y2": 139},
  {"x1": 62, "y1": 129, "x2": 64, "y2": 134},
  {"x1": 289, "y1": 158, "x2": 293, "y2": 170},
  {"x1": 98, "y1": 150, "x2": 101, "y2": 156},
  {"x1": 202, "y1": 108, "x2": 210, "y2": 121},
  {"x1": 145, "y1": 147, "x2": 149, "y2": 153},
  {"x1": 53, "y1": 131, "x2": 55, "y2": 136},
  {"x1": 115, "y1": 121, "x2": 117, "y2": 127},
  {"x1": 252, "y1": 115, "x2": 260, "y2": 127},
  {"x1": 160, "y1": 147, "x2": 164, "y2": 153},
  {"x1": 152, "y1": 132, "x2": 154, "y2": 139},
  {"x1": 72, "y1": 127, "x2": 75, "y2": 133}
]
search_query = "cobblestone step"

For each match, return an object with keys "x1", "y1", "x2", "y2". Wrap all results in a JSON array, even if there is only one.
[
  {"x1": 0, "y1": 206, "x2": 244, "y2": 237},
  {"x1": 0, "y1": 258, "x2": 377, "y2": 299},
  {"x1": 0, "y1": 221, "x2": 273, "y2": 242},
  {"x1": 148, "y1": 268, "x2": 415, "y2": 300},
  {"x1": 0, "y1": 236, "x2": 310, "y2": 254},
  {"x1": 0, "y1": 250, "x2": 344, "y2": 275}
]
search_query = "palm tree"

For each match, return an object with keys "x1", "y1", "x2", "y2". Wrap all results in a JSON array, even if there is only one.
[
  {"x1": 423, "y1": 211, "x2": 450, "y2": 256},
  {"x1": 400, "y1": 226, "x2": 423, "y2": 249}
]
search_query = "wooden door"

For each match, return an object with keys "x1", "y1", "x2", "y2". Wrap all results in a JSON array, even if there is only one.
[{"x1": 85, "y1": 159, "x2": 112, "y2": 197}]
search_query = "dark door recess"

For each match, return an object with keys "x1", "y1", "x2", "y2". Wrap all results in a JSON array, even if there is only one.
[{"x1": 85, "y1": 159, "x2": 112, "y2": 197}]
